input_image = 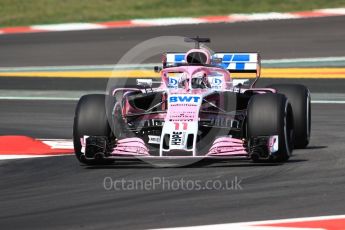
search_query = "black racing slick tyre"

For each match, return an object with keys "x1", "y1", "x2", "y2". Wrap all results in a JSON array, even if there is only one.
[
  {"x1": 268, "y1": 84, "x2": 311, "y2": 148},
  {"x1": 73, "y1": 94, "x2": 113, "y2": 164},
  {"x1": 247, "y1": 94, "x2": 294, "y2": 162}
]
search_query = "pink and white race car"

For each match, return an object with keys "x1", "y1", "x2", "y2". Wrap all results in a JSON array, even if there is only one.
[{"x1": 73, "y1": 37, "x2": 311, "y2": 165}]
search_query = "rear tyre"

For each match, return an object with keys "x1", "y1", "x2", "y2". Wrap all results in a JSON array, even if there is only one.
[
  {"x1": 247, "y1": 94, "x2": 294, "y2": 162},
  {"x1": 73, "y1": 94, "x2": 114, "y2": 164},
  {"x1": 268, "y1": 84, "x2": 311, "y2": 148}
]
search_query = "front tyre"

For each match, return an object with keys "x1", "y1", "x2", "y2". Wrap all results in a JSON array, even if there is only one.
[
  {"x1": 247, "y1": 94, "x2": 294, "y2": 162},
  {"x1": 73, "y1": 94, "x2": 113, "y2": 164}
]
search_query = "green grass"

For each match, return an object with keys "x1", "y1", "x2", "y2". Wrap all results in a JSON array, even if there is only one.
[{"x1": 1, "y1": 0, "x2": 345, "y2": 27}]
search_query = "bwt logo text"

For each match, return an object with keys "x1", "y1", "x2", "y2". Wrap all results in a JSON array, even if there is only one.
[{"x1": 169, "y1": 96, "x2": 201, "y2": 103}]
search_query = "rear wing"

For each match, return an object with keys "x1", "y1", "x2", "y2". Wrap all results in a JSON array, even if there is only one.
[{"x1": 165, "y1": 52, "x2": 261, "y2": 77}]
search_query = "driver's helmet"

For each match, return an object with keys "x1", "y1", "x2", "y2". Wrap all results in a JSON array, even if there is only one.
[{"x1": 191, "y1": 71, "x2": 211, "y2": 89}]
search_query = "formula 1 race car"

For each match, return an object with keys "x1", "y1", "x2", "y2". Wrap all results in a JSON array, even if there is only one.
[{"x1": 73, "y1": 37, "x2": 311, "y2": 165}]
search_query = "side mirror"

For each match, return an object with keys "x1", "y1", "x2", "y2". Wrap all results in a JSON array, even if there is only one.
[
  {"x1": 232, "y1": 79, "x2": 249, "y2": 87},
  {"x1": 136, "y1": 79, "x2": 153, "y2": 88},
  {"x1": 154, "y1": 66, "x2": 162, "y2": 73}
]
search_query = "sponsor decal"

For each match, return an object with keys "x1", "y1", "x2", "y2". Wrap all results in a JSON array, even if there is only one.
[
  {"x1": 168, "y1": 111, "x2": 195, "y2": 122},
  {"x1": 169, "y1": 96, "x2": 201, "y2": 103},
  {"x1": 209, "y1": 76, "x2": 223, "y2": 89},
  {"x1": 171, "y1": 131, "x2": 184, "y2": 145},
  {"x1": 212, "y1": 77, "x2": 222, "y2": 85},
  {"x1": 148, "y1": 135, "x2": 161, "y2": 144},
  {"x1": 168, "y1": 76, "x2": 179, "y2": 89}
]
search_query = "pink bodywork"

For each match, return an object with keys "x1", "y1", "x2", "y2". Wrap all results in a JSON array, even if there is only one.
[
  {"x1": 111, "y1": 136, "x2": 248, "y2": 158},
  {"x1": 207, "y1": 137, "x2": 247, "y2": 156},
  {"x1": 112, "y1": 138, "x2": 150, "y2": 156},
  {"x1": 108, "y1": 64, "x2": 275, "y2": 159}
]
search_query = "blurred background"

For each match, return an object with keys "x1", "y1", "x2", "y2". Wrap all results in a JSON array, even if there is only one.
[{"x1": 1, "y1": 0, "x2": 345, "y2": 26}]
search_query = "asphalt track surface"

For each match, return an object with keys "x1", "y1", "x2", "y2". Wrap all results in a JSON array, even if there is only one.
[
  {"x1": 0, "y1": 16, "x2": 345, "y2": 230},
  {"x1": 0, "y1": 102, "x2": 344, "y2": 229}
]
